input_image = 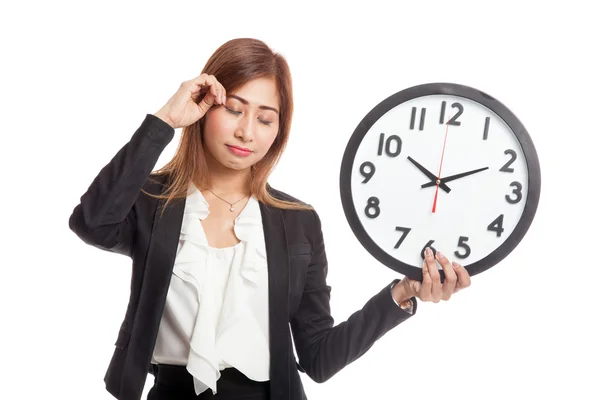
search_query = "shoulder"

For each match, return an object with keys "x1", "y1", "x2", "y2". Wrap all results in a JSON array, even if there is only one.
[
  {"x1": 266, "y1": 185, "x2": 323, "y2": 230},
  {"x1": 266, "y1": 185, "x2": 310, "y2": 207},
  {"x1": 266, "y1": 185, "x2": 316, "y2": 217}
]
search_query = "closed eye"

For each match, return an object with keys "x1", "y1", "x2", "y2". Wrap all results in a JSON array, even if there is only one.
[
  {"x1": 226, "y1": 107, "x2": 273, "y2": 126},
  {"x1": 225, "y1": 107, "x2": 241, "y2": 116}
]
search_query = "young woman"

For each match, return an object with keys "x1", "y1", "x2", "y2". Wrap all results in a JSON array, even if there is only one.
[{"x1": 69, "y1": 38, "x2": 470, "y2": 400}]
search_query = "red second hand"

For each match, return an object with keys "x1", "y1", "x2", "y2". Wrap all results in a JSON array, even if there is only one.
[{"x1": 432, "y1": 121, "x2": 450, "y2": 213}]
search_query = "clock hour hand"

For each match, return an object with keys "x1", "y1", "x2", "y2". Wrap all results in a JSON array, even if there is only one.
[
  {"x1": 421, "y1": 167, "x2": 489, "y2": 188},
  {"x1": 407, "y1": 156, "x2": 451, "y2": 193}
]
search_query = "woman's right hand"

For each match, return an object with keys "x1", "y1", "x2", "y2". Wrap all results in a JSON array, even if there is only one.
[{"x1": 154, "y1": 73, "x2": 227, "y2": 129}]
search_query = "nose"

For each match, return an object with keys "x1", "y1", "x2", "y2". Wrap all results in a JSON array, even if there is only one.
[{"x1": 234, "y1": 114, "x2": 255, "y2": 142}]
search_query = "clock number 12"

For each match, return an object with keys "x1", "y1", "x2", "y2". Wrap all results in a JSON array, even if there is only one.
[{"x1": 439, "y1": 101, "x2": 464, "y2": 126}]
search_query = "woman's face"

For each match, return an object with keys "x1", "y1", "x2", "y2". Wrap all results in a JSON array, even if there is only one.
[{"x1": 202, "y1": 77, "x2": 280, "y2": 172}]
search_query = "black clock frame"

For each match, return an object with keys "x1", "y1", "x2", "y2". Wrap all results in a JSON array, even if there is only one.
[{"x1": 339, "y1": 82, "x2": 541, "y2": 281}]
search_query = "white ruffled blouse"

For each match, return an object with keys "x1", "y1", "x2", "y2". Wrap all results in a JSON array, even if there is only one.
[{"x1": 151, "y1": 185, "x2": 270, "y2": 395}]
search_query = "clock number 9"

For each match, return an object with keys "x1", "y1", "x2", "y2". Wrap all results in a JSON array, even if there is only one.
[
  {"x1": 364, "y1": 196, "x2": 380, "y2": 219},
  {"x1": 359, "y1": 161, "x2": 376, "y2": 183}
]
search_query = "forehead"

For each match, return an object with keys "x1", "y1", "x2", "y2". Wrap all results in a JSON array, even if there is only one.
[{"x1": 231, "y1": 77, "x2": 279, "y2": 108}]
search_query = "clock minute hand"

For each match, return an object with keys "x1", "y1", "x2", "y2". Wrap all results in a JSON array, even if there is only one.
[
  {"x1": 421, "y1": 167, "x2": 489, "y2": 188},
  {"x1": 407, "y1": 156, "x2": 451, "y2": 193}
]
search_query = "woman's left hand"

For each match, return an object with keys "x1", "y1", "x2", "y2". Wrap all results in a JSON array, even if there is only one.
[{"x1": 393, "y1": 246, "x2": 471, "y2": 304}]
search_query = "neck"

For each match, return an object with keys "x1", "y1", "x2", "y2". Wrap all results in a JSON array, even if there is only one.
[{"x1": 204, "y1": 153, "x2": 251, "y2": 196}]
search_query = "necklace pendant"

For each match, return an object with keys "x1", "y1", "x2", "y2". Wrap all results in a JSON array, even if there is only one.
[{"x1": 230, "y1": 207, "x2": 235, "y2": 212}]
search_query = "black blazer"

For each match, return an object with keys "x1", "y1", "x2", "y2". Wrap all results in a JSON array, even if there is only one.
[{"x1": 68, "y1": 114, "x2": 416, "y2": 400}]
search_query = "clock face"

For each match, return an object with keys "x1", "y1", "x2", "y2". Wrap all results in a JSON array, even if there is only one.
[{"x1": 340, "y1": 83, "x2": 541, "y2": 281}]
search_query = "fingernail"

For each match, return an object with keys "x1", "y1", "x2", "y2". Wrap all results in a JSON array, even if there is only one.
[
  {"x1": 452, "y1": 262, "x2": 459, "y2": 268},
  {"x1": 436, "y1": 251, "x2": 444, "y2": 259},
  {"x1": 425, "y1": 247, "x2": 432, "y2": 257}
]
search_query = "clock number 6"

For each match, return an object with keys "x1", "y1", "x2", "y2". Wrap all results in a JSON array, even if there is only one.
[
  {"x1": 454, "y1": 236, "x2": 471, "y2": 259},
  {"x1": 420, "y1": 240, "x2": 437, "y2": 259},
  {"x1": 364, "y1": 196, "x2": 380, "y2": 218}
]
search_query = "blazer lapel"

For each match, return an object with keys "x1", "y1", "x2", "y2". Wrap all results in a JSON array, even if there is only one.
[
  {"x1": 259, "y1": 201, "x2": 291, "y2": 400},
  {"x1": 122, "y1": 175, "x2": 186, "y2": 399}
]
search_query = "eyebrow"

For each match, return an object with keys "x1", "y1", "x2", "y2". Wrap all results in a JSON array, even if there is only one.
[{"x1": 228, "y1": 94, "x2": 279, "y2": 114}]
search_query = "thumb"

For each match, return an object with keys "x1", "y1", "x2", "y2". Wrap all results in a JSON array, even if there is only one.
[
  {"x1": 197, "y1": 92, "x2": 217, "y2": 115},
  {"x1": 410, "y1": 280, "x2": 421, "y2": 295}
]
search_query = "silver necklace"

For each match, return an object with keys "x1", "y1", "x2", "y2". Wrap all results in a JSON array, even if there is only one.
[{"x1": 207, "y1": 189, "x2": 248, "y2": 212}]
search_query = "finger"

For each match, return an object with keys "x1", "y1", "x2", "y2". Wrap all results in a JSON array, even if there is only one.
[
  {"x1": 190, "y1": 74, "x2": 221, "y2": 105},
  {"x1": 425, "y1": 248, "x2": 441, "y2": 303},
  {"x1": 220, "y1": 82, "x2": 227, "y2": 105},
  {"x1": 411, "y1": 280, "x2": 422, "y2": 294},
  {"x1": 189, "y1": 74, "x2": 209, "y2": 94},
  {"x1": 207, "y1": 75, "x2": 225, "y2": 105},
  {"x1": 197, "y1": 91, "x2": 218, "y2": 114},
  {"x1": 437, "y1": 251, "x2": 457, "y2": 300},
  {"x1": 420, "y1": 259, "x2": 432, "y2": 300},
  {"x1": 206, "y1": 75, "x2": 222, "y2": 104},
  {"x1": 452, "y1": 262, "x2": 471, "y2": 293}
]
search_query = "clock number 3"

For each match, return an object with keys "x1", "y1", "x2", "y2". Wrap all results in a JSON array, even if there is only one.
[
  {"x1": 364, "y1": 196, "x2": 380, "y2": 218},
  {"x1": 506, "y1": 181, "x2": 523, "y2": 204}
]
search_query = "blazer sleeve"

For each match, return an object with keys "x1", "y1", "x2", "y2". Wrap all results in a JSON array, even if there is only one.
[
  {"x1": 68, "y1": 114, "x2": 175, "y2": 257},
  {"x1": 290, "y1": 209, "x2": 417, "y2": 383}
]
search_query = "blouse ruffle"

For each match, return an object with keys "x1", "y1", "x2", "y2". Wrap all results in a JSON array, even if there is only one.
[{"x1": 172, "y1": 185, "x2": 270, "y2": 395}]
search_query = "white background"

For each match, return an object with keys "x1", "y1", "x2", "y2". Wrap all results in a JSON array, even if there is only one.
[{"x1": 1, "y1": 1, "x2": 598, "y2": 399}]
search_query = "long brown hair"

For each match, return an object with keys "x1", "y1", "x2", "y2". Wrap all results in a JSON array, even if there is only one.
[{"x1": 142, "y1": 38, "x2": 312, "y2": 214}]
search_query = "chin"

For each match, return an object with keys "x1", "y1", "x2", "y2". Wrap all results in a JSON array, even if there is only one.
[
  {"x1": 225, "y1": 162, "x2": 252, "y2": 171},
  {"x1": 219, "y1": 156, "x2": 255, "y2": 171}
]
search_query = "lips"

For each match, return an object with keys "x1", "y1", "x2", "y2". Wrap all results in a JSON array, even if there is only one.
[
  {"x1": 228, "y1": 145, "x2": 251, "y2": 152},
  {"x1": 226, "y1": 144, "x2": 253, "y2": 157}
]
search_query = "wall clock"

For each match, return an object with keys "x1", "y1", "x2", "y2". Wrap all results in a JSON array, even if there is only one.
[{"x1": 339, "y1": 83, "x2": 541, "y2": 281}]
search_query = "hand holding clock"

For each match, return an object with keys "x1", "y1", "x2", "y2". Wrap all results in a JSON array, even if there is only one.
[{"x1": 391, "y1": 247, "x2": 471, "y2": 303}]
